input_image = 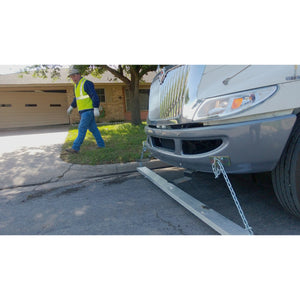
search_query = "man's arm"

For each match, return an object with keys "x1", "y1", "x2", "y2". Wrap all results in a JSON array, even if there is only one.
[
  {"x1": 84, "y1": 80, "x2": 100, "y2": 107},
  {"x1": 67, "y1": 96, "x2": 77, "y2": 115},
  {"x1": 70, "y1": 97, "x2": 77, "y2": 108}
]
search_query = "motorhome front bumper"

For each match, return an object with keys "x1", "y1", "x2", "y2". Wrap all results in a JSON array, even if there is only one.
[{"x1": 145, "y1": 114, "x2": 296, "y2": 173}]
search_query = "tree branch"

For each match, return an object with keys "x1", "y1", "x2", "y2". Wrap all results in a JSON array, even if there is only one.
[
  {"x1": 101, "y1": 65, "x2": 131, "y2": 85},
  {"x1": 139, "y1": 65, "x2": 157, "y2": 79}
]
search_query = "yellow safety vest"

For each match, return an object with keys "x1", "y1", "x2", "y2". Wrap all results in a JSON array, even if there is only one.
[{"x1": 74, "y1": 77, "x2": 93, "y2": 111}]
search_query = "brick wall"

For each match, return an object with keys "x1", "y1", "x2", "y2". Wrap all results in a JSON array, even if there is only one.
[
  {"x1": 67, "y1": 84, "x2": 150, "y2": 124},
  {"x1": 101, "y1": 86, "x2": 125, "y2": 122}
]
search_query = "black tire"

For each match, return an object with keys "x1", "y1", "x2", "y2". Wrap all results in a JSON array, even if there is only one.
[{"x1": 272, "y1": 117, "x2": 300, "y2": 217}]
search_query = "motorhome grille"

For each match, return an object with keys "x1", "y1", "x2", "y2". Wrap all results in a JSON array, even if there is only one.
[
  {"x1": 149, "y1": 65, "x2": 190, "y2": 120},
  {"x1": 160, "y1": 65, "x2": 190, "y2": 119}
]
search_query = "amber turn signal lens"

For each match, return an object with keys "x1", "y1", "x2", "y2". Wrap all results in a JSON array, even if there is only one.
[{"x1": 231, "y1": 98, "x2": 243, "y2": 109}]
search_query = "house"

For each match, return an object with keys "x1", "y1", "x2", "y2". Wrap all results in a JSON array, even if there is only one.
[{"x1": 0, "y1": 68, "x2": 155, "y2": 129}]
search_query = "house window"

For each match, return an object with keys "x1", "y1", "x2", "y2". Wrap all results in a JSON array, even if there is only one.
[
  {"x1": 0, "y1": 104, "x2": 12, "y2": 107},
  {"x1": 43, "y1": 90, "x2": 67, "y2": 93},
  {"x1": 25, "y1": 104, "x2": 37, "y2": 107},
  {"x1": 95, "y1": 88, "x2": 106, "y2": 103},
  {"x1": 125, "y1": 89, "x2": 150, "y2": 111}
]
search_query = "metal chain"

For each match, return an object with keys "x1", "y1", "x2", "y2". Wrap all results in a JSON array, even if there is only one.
[
  {"x1": 139, "y1": 141, "x2": 147, "y2": 167},
  {"x1": 212, "y1": 157, "x2": 254, "y2": 235}
]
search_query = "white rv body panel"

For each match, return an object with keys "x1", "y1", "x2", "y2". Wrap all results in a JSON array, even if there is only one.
[{"x1": 197, "y1": 65, "x2": 300, "y2": 123}]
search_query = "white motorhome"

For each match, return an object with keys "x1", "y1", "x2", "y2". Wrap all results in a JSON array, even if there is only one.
[{"x1": 145, "y1": 65, "x2": 300, "y2": 217}]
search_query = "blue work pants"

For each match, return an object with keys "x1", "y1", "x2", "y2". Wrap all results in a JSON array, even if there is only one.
[{"x1": 72, "y1": 110, "x2": 105, "y2": 151}]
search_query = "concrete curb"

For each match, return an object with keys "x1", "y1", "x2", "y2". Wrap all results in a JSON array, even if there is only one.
[
  {"x1": 63, "y1": 159, "x2": 170, "y2": 181},
  {"x1": 1, "y1": 159, "x2": 171, "y2": 193}
]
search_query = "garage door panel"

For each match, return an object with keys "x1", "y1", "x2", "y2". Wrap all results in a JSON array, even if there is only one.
[{"x1": 0, "y1": 92, "x2": 69, "y2": 129}]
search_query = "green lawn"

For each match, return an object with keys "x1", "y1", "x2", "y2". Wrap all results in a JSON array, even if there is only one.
[{"x1": 60, "y1": 122, "x2": 151, "y2": 165}]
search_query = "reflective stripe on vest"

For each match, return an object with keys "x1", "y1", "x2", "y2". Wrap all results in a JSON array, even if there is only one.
[{"x1": 75, "y1": 78, "x2": 93, "y2": 111}]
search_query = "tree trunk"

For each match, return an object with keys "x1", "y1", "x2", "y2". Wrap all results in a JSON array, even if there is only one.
[{"x1": 129, "y1": 70, "x2": 141, "y2": 125}]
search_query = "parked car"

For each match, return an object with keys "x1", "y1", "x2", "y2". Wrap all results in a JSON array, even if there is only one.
[{"x1": 145, "y1": 65, "x2": 300, "y2": 217}]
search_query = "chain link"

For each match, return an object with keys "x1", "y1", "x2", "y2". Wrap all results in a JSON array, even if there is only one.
[
  {"x1": 139, "y1": 141, "x2": 147, "y2": 167},
  {"x1": 212, "y1": 157, "x2": 254, "y2": 235}
]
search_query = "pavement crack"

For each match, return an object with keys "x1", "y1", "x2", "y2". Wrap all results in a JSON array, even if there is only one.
[
  {"x1": 103, "y1": 174, "x2": 132, "y2": 186},
  {"x1": 155, "y1": 211, "x2": 185, "y2": 235},
  {"x1": 21, "y1": 182, "x2": 86, "y2": 203},
  {"x1": 51, "y1": 164, "x2": 73, "y2": 182},
  {"x1": 22, "y1": 189, "x2": 48, "y2": 203},
  {"x1": 0, "y1": 180, "x2": 53, "y2": 191}
]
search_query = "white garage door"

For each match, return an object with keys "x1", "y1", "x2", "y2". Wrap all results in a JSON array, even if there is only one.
[{"x1": 0, "y1": 91, "x2": 69, "y2": 129}]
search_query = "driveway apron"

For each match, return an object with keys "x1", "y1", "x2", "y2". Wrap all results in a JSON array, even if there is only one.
[{"x1": 0, "y1": 126, "x2": 70, "y2": 189}]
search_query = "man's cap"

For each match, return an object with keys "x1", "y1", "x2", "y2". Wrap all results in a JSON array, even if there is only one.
[{"x1": 68, "y1": 67, "x2": 80, "y2": 77}]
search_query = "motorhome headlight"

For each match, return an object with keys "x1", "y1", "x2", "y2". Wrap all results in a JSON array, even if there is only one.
[{"x1": 193, "y1": 85, "x2": 278, "y2": 121}]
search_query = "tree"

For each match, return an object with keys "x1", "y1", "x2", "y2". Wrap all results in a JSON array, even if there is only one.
[
  {"x1": 75, "y1": 65, "x2": 159, "y2": 125},
  {"x1": 26, "y1": 64, "x2": 159, "y2": 125}
]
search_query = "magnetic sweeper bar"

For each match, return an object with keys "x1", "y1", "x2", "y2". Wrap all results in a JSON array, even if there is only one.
[{"x1": 137, "y1": 166, "x2": 250, "y2": 235}]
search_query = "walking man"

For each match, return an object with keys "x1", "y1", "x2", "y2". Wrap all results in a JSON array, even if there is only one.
[{"x1": 66, "y1": 66, "x2": 105, "y2": 153}]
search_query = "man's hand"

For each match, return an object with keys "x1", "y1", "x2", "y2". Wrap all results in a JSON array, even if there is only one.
[
  {"x1": 94, "y1": 107, "x2": 100, "y2": 117},
  {"x1": 67, "y1": 106, "x2": 73, "y2": 115}
]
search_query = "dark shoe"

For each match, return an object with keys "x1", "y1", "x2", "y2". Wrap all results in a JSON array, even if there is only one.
[{"x1": 65, "y1": 148, "x2": 79, "y2": 154}]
